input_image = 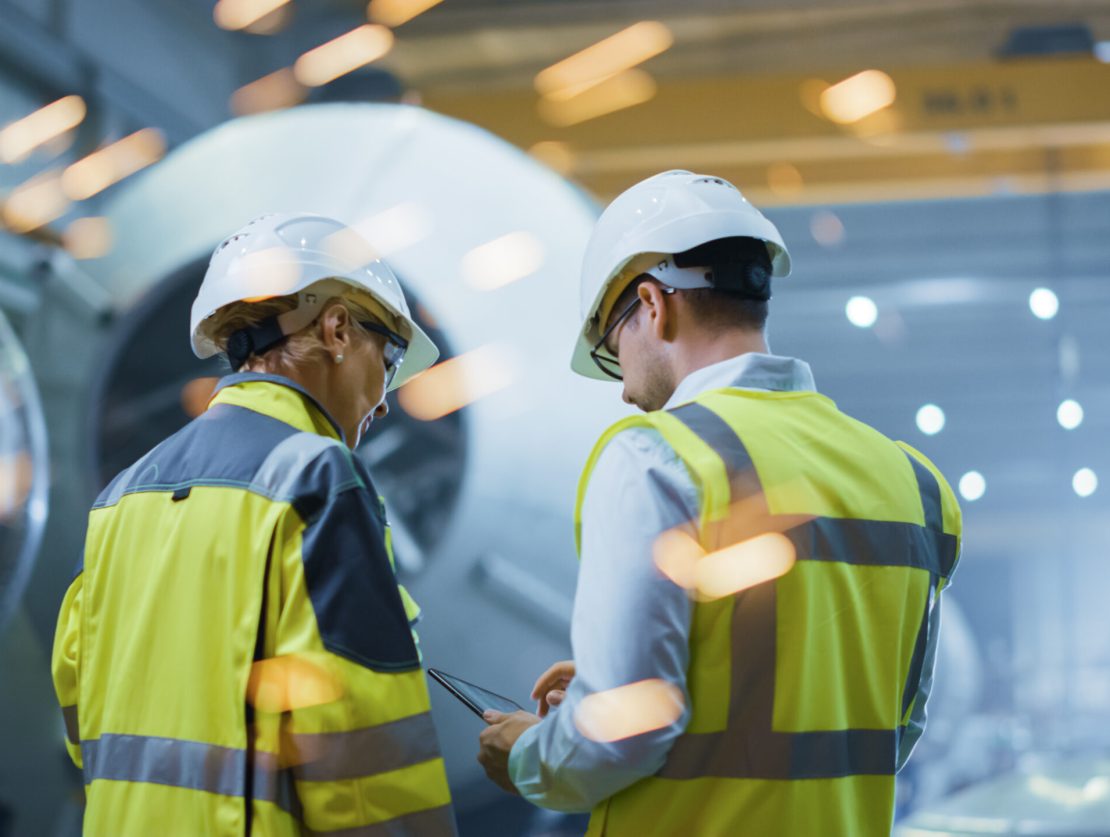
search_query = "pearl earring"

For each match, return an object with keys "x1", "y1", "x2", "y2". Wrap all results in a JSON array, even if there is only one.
[{"x1": 335, "y1": 354, "x2": 344, "y2": 364}]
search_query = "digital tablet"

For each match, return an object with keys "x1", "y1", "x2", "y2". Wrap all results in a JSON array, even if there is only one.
[{"x1": 428, "y1": 668, "x2": 525, "y2": 719}]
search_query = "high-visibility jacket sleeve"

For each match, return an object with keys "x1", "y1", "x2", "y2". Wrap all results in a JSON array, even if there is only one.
[
  {"x1": 253, "y1": 449, "x2": 453, "y2": 835},
  {"x1": 51, "y1": 574, "x2": 84, "y2": 768}
]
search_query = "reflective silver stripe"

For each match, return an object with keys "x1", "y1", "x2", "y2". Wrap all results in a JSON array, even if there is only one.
[
  {"x1": 669, "y1": 401, "x2": 755, "y2": 482},
  {"x1": 252, "y1": 750, "x2": 300, "y2": 818},
  {"x1": 61, "y1": 705, "x2": 79, "y2": 745},
  {"x1": 81, "y1": 733, "x2": 299, "y2": 816},
  {"x1": 785, "y1": 517, "x2": 957, "y2": 577},
  {"x1": 902, "y1": 450, "x2": 944, "y2": 533},
  {"x1": 80, "y1": 723, "x2": 442, "y2": 816},
  {"x1": 660, "y1": 583, "x2": 899, "y2": 780},
  {"x1": 307, "y1": 804, "x2": 458, "y2": 837},
  {"x1": 660, "y1": 727, "x2": 899, "y2": 780},
  {"x1": 82, "y1": 734, "x2": 245, "y2": 794},
  {"x1": 291, "y1": 712, "x2": 441, "y2": 782},
  {"x1": 670, "y1": 401, "x2": 958, "y2": 576},
  {"x1": 658, "y1": 398, "x2": 945, "y2": 782}
]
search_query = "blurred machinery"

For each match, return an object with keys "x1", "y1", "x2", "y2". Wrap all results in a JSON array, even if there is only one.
[
  {"x1": 0, "y1": 308, "x2": 47, "y2": 637},
  {"x1": 896, "y1": 757, "x2": 1110, "y2": 836}
]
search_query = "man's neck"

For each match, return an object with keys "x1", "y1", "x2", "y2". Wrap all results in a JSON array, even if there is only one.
[{"x1": 669, "y1": 330, "x2": 769, "y2": 387}]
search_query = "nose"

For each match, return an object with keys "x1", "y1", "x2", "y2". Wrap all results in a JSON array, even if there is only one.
[
  {"x1": 373, "y1": 400, "x2": 389, "y2": 419},
  {"x1": 621, "y1": 387, "x2": 633, "y2": 405}
]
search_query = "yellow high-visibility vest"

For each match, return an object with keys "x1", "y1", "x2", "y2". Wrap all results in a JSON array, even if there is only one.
[
  {"x1": 52, "y1": 373, "x2": 456, "y2": 836},
  {"x1": 575, "y1": 385, "x2": 961, "y2": 836}
]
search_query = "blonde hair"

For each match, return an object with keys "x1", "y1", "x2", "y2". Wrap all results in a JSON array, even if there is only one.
[{"x1": 206, "y1": 291, "x2": 386, "y2": 376}]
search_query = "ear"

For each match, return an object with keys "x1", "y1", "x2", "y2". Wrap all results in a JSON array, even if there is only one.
[
  {"x1": 318, "y1": 301, "x2": 353, "y2": 359},
  {"x1": 637, "y1": 282, "x2": 673, "y2": 341}
]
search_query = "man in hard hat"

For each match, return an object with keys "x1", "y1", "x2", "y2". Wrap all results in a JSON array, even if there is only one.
[
  {"x1": 477, "y1": 171, "x2": 961, "y2": 835},
  {"x1": 52, "y1": 213, "x2": 456, "y2": 836}
]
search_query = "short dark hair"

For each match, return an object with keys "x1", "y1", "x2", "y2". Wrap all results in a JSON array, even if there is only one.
[
  {"x1": 606, "y1": 239, "x2": 771, "y2": 334},
  {"x1": 682, "y1": 288, "x2": 768, "y2": 332}
]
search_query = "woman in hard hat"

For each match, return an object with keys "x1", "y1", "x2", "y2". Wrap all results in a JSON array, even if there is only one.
[{"x1": 52, "y1": 213, "x2": 457, "y2": 836}]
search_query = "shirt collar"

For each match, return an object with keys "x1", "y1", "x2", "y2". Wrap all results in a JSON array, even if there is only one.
[
  {"x1": 208, "y1": 371, "x2": 347, "y2": 445},
  {"x1": 663, "y1": 352, "x2": 817, "y2": 410}
]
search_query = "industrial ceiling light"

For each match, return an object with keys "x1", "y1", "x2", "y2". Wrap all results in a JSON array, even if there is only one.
[
  {"x1": 845, "y1": 296, "x2": 878, "y2": 328},
  {"x1": 1029, "y1": 287, "x2": 1059, "y2": 320},
  {"x1": 916, "y1": 404, "x2": 945, "y2": 436},
  {"x1": 1057, "y1": 399, "x2": 1084, "y2": 431}
]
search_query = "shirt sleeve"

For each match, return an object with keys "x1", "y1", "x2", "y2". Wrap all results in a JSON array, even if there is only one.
[{"x1": 508, "y1": 427, "x2": 699, "y2": 812}]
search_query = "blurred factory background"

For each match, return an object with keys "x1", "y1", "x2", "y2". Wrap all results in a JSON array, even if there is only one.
[{"x1": 0, "y1": 0, "x2": 1109, "y2": 834}]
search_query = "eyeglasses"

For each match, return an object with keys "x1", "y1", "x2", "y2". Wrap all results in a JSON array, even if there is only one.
[
  {"x1": 359, "y1": 321, "x2": 409, "y2": 388},
  {"x1": 589, "y1": 286, "x2": 676, "y2": 381}
]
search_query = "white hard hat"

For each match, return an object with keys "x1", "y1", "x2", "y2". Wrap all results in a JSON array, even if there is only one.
[
  {"x1": 570, "y1": 170, "x2": 791, "y2": 381},
  {"x1": 190, "y1": 212, "x2": 438, "y2": 390}
]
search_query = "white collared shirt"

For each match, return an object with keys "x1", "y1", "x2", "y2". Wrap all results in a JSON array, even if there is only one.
[{"x1": 507, "y1": 353, "x2": 817, "y2": 811}]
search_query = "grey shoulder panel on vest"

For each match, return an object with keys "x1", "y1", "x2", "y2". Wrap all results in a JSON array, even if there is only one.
[{"x1": 92, "y1": 403, "x2": 357, "y2": 508}]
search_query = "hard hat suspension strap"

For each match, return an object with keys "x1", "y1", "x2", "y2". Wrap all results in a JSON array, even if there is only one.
[
  {"x1": 673, "y1": 236, "x2": 773, "y2": 301},
  {"x1": 226, "y1": 317, "x2": 287, "y2": 371}
]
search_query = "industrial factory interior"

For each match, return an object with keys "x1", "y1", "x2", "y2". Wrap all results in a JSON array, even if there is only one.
[{"x1": 0, "y1": 0, "x2": 1108, "y2": 834}]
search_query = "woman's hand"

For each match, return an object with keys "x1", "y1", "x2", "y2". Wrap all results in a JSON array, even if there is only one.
[{"x1": 531, "y1": 660, "x2": 575, "y2": 718}]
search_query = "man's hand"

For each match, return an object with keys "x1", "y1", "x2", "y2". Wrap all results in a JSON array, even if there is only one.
[
  {"x1": 477, "y1": 710, "x2": 541, "y2": 794},
  {"x1": 531, "y1": 660, "x2": 575, "y2": 718}
]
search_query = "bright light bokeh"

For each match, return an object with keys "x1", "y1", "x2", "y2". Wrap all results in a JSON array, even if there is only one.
[
  {"x1": 0, "y1": 96, "x2": 86, "y2": 164},
  {"x1": 348, "y1": 202, "x2": 433, "y2": 257},
  {"x1": 461, "y1": 231, "x2": 545, "y2": 291},
  {"x1": 537, "y1": 69, "x2": 656, "y2": 127},
  {"x1": 293, "y1": 25, "x2": 394, "y2": 87},
  {"x1": 180, "y1": 377, "x2": 221, "y2": 419},
  {"x1": 213, "y1": 0, "x2": 290, "y2": 31},
  {"x1": 654, "y1": 529, "x2": 796, "y2": 600},
  {"x1": 574, "y1": 679, "x2": 684, "y2": 743},
  {"x1": 231, "y1": 68, "x2": 307, "y2": 116},
  {"x1": 368, "y1": 0, "x2": 444, "y2": 28},
  {"x1": 1057, "y1": 399, "x2": 1084, "y2": 430},
  {"x1": 397, "y1": 345, "x2": 515, "y2": 421},
  {"x1": 819, "y1": 70, "x2": 897, "y2": 124},
  {"x1": 845, "y1": 296, "x2": 878, "y2": 328},
  {"x1": 534, "y1": 21, "x2": 672, "y2": 99},
  {"x1": 62, "y1": 129, "x2": 166, "y2": 201},
  {"x1": 766, "y1": 161, "x2": 804, "y2": 197},
  {"x1": 810, "y1": 210, "x2": 846, "y2": 246},
  {"x1": 958, "y1": 471, "x2": 986, "y2": 502},
  {"x1": 0, "y1": 453, "x2": 34, "y2": 520},
  {"x1": 240, "y1": 246, "x2": 302, "y2": 300},
  {"x1": 63, "y1": 217, "x2": 114, "y2": 260},
  {"x1": 1073, "y1": 468, "x2": 1098, "y2": 498},
  {"x1": 528, "y1": 141, "x2": 576, "y2": 175},
  {"x1": 0, "y1": 170, "x2": 69, "y2": 233},
  {"x1": 1029, "y1": 287, "x2": 1059, "y2": 320},
  {"x1": 247, "y1": 654, "x2": 343, "y2": 713},
  {"x1": 916, "y1": 403, "x2": 946, "y2": 435}
]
